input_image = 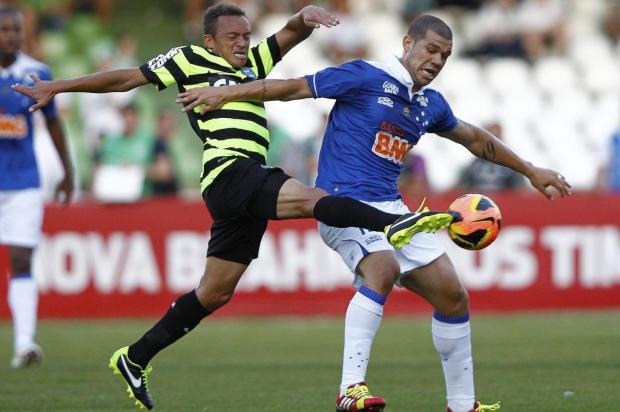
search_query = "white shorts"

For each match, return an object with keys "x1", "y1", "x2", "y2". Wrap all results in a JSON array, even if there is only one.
[
  {"x1": 0, "y1": 189, "x2": 44, "y2": 247},
  {"x1": 318, "y1": 199, "x2": 445, "y2": 287}
]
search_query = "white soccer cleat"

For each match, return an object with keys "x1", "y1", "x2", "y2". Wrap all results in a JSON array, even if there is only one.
[{"x1": 11, "y1": 343, "x2": 43, "y2": 369}]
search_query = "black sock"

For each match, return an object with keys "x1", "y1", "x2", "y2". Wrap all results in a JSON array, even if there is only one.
[
  {"x1": 313, "y1": 196, "x2": 401, "y2": 231},
  {"x1": 128, "y1": 290, "x2": 211, "y2": 368}
]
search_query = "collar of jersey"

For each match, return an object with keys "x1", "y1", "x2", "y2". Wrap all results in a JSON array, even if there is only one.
[
  {"x1": 368, "y1": 55, "x2": 426, "y2": 100},
  {"x1": 0, "y1": 51, "x2": 23, "y2": 75},
  {"x1": 203, "y1": 47, "x2": 253, "y2": 70}
]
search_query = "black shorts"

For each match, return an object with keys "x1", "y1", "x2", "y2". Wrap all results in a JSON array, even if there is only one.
[{"x1": 203, "y1": 157, "x2": 291, "y2": 265}]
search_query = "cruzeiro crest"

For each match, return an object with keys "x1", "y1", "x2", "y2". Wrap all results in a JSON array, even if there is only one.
[{"x1": 240, "y1": 67, "x2": 257, "y2": 79}]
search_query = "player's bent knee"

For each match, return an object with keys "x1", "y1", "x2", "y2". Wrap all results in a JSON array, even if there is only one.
[
  {"x1": 301, "y1": 188, "x2": 328, "y2": 216},
  {"x1": 441, "y1": 286, "x2": 470, "y2": 315}
]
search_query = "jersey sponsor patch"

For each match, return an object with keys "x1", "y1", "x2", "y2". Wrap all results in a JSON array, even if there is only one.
[
  {"x1": 213, "y1": 78, "x2": 239, "y2": 87},
  {"x1": 147, "y1": 47, "x2": 183, "y2": 71},
  {"x1": 372, "y1": 131, "x2": 412, "y2": 165},
  {"x1": 382, "y1": 81, "x2": 399, "y2": 95},
  {"x1": 0, "y1": 114, "x2": 27, "y2": 139},
  {"x1": 377, "y1": 96, "x2": 393, "y2": 108}
]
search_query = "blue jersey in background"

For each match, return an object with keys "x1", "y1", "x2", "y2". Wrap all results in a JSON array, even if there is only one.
[
  {"x1": 306, "y1": 56, "x2": 457, "y2": 201},
  {"x1": 0, "y1": 52, "x2": 57, "y2": 191}
]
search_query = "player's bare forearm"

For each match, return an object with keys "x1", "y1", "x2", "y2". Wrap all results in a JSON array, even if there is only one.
[
  {"x1": 276, "y1": 6, "x2": 339, "y2": 56},
  {"x1": 441, "y1": 119, "x2": 571, "y2": 199},
  {"x1": 46, "y1": 117, "x2": 74, "y2": 204},
  {"x1": 52, "y1": 69, "x2": 148, "y2": 93},
  {"x1": 177, "y1": 78, "x2": 312, "y2": 114},
  {"x1": 442, "y1": 119, "x2": 532, "y2": 175},
  {"x1": 12, "y1": 68, "x2": 148, "y2": 112}
]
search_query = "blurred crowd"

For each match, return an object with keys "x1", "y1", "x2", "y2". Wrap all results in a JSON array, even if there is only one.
[{"x1": 10, "y1": 0, "x2": 620, "y2": 201}]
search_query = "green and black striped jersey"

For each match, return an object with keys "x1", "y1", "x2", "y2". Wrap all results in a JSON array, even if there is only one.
[{"x1": 139, "y1": 35, "x2": 281, "y2": 192}]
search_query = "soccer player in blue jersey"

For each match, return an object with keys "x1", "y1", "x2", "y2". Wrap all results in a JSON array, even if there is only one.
[
  {"x1": 14, "y1": 4, "x2": 453, "y2": 410},
  {"x1": 176, "y1": 14, "x2": 572, "y2": 412},
  {"x1": 0, "y1": 6, "x2": 73, "y2": 369}
]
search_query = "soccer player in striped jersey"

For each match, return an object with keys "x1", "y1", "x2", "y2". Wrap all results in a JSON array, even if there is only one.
[
  {"x1": 14, "y1": 4, "x2": 453, "y2": 410},
  {"x1": 175, "y1": 14, "x2": 572, "y2": 412},
  {"x1": 0, "y1": 6, "x2": 73, "y2": 369}
]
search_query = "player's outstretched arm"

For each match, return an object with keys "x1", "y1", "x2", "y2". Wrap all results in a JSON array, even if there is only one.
[
  {"x1": 276, "y1": 5, "x2": 339, "y2": 57},
  {"x1": 12, "y1": 68, "x2": 149, "y2": 112},
  {"x1": 177, "y1": 78, "x2": 312, "y2": 114},
  {"x1": 440, "y1": 119, "x2": 572, "y2": 199}
]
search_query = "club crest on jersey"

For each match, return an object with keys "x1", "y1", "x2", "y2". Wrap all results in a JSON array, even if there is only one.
[
  {"x1": 377, "y1": 96, "x2": 393, "y2": 108},
  {"x1": 402, "y1": 106, "x2": 411, "y2": 117},
  {"x1": 382, "y1": 81, "x2": 399, "y2": 95},
  {"x1": 240, "y1": 67, "x2": 257, "y2": 79}
]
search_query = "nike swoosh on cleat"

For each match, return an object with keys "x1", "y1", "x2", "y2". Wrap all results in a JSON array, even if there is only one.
[{"x1": 120, "y1": 355, "x2": 143, "y2": 389}]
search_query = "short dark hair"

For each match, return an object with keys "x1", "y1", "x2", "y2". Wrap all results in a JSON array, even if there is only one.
[
  {"x1": 203, "y1": 3, "x2": 246, "y2": 36},
  {"x1": 407, "y1": 15, "x2": 452, "y2": 41}
]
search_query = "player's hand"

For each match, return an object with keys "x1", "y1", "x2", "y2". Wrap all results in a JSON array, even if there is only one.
[
  {"x1": 11, "y1": 74, "x2": 55, "y2": 112},
  {"x1": 300, "y1": 5, "x2": 339, "y2": 29},
  {"x1": 176, "y1": 87, "x2": 227, "y2": 114},
  {"x1": 54, "y1": 175, "x2": 74, "y2": 206},
  {"x1": 528, "y1": 166, "x2": 572, "y2": 200}
]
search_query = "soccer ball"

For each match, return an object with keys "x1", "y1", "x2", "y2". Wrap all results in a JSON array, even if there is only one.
[{"x1": 447, "y1": 194, "x2": 502, "y2": 250}]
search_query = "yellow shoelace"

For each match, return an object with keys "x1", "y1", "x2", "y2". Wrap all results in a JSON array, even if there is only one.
[
  {"x1": 345, "y1": 384, "x2": 372, "y2": 400},
  {"x1": 476, "y1": 401, "x2": 501, "y2": 411}
]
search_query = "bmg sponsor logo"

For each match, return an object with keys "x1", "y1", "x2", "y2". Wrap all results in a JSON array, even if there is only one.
[{"x1": 0, "y1": 114, "x2": 27, "y2": 139}]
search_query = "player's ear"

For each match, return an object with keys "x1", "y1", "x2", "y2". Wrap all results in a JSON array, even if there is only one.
[
  {"x1": 203, "y1": 34, "x2": 216, "y2": 49},
  {"x1": 402, "y1": 35, "x2": 413, "y2": 54}
]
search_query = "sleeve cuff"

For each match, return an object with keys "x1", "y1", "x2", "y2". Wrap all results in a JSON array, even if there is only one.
[
  {"x1": 139, "y1": 64, "x2": 166, "y2": 91},
  {"x1": 267, "y1": 34, "x2": 282, "y2": 65},
  {"x1": 305, "y1": 74, "x2": 318, "y2": 98}
]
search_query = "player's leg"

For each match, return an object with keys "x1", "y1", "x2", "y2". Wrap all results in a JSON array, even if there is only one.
[
  {"x1": 0, "y1": 189, "x2": 44, "y2": 369},
  {"x1": 399, "y1": 254, "x2": 477, "y2": 412},
  {"x1": 110, "y1": 159, "x2": 267, "y2": 409},
  {"x1": 7, "y1": 245, "x2": 43, "y2": 368},
  {"x1": 266, "y1": 177, "x2": 452, "y2": 246},
  {"x1": 110, "y1": 255, "x2": 247, "y2": 410},
  {"x1": 336, "y1": 250, "x2": 399, "y2": 412},
  {"x1": 319, "y1": 221, "x2": 401, "y2": 411}
]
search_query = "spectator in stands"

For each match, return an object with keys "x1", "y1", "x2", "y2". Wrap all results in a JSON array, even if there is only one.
[
  {"x1": 323, "y1": 0, "x2": 368, "y2": 64},
  {"x1": 596, "y1": 129, "x2": 620, "y2": 193},
  {"x1": 147, "y1": 110, "x2": 179, "y2": 196},
  {"x1": 93, "y1": 103, "x2": 154, "y2": 197},
  {"x1": 518, "y1": 0, "x2": 567, "y2": 60},
  {"x1": 399, "y1": 153, "x2": 431, "y2": 200},
  {"x1": 457, "y1": 122, "x2": 525, "y2": 191},
  {"x1": 465, "y1": 0, "x2": 526, "y2": 59},
  {"x1": 79, "y1": 32, "x2": 141, "y2": 157}
]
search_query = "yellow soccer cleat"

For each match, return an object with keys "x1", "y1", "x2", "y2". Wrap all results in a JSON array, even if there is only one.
[
  {"x1": 109, "y1": 346, "x2": 154, "y2": 410},
  {"x1": 336, "y1": 382, "x2": 386, "y2": 411},
  {"x1": 384, "y1": 206, "x2": 453, "y2": 249}
]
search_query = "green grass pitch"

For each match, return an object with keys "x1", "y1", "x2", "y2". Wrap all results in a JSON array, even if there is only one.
[{"x1": 1, "y1": 311, "x2": 618, "y2": 411}]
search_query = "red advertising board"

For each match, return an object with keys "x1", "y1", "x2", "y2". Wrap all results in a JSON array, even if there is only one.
[{"x1": 1, "y1": 193, "x2": 619, "y2": 318}]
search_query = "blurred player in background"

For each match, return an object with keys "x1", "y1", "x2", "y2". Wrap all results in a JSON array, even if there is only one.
[
  {"x1": 0, "y1": 6, "x2": 73, "y2": 368},
  {"x1": 457, "y1": 122, "x2": 526, "y2": 191},
  {"x1": 176, "y1": 14, "x2": 572, "y2": 412},
  {"x1": 13, "y1": 3, "x2": 453, "y2": 409}
]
